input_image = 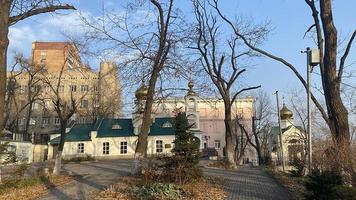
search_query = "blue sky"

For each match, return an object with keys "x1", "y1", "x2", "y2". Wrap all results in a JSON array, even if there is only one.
[{"x1": 8, "y1": 0, "x2": 356, "y2": 114}]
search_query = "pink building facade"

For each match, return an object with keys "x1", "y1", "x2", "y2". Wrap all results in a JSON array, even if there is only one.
[{"x1": 153, "y1": 83, "x2": 256, "y2": 163}]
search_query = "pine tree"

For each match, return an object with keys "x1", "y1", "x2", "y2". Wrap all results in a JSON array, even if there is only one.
[
  {"x1": 172, "y1": 112, "x2": 200, "y2": 166},
  {"x1": 161, "y1": 112, "x2": 201, "y2": 184}
]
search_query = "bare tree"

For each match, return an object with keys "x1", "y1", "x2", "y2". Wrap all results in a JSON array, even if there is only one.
[
  {"x1": 41, "y1": 62, "x2": 87, "y2": 174},
  {"x1": 0, "y1": 0, "x2": 75, "y2": 131},
  {"x1": 4, "y1": 54, "x2": 45, "y2": 141},
  {"x1": 192, "y1": 0, "x2": 261, "y2": 167},
  {"x1": 79, "y1": 0, "x2": 187, "y2": 174},
  {"x1": 211, "y1": 0, "x2": 355, "y2": 157},
  {"x1": 237, "y1": 90, "x2": 272, "y2": 165}
]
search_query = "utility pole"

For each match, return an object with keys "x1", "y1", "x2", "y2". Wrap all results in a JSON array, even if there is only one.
[
  {"x1": 274, "y1": 90, "x2": 285, "y2": 172},
  {"x1": 302, "y1": 47, "x2": 320, "y2": 172}
]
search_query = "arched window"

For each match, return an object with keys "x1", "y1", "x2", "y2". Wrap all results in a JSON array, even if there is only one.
[
  {"x1": 161, "y1": 121, "x2": 172, "y2": 128},
  {"x1": 112, "y1": 124, "x2": 122, "y2": 130},
  {"x1": 188, "y1": 98, "x2": 196, "y2": 112},
  {"x1": 187, "y1": 114, "x2": 197, "y2": 128}
]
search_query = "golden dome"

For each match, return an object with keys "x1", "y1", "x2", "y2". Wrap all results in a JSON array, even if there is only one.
[
  {"x1": 280, "y1": 104, "x2": 293, "y2": 120},
  {"x1": 187, "y1": 80, "x2": 196, "y2": 96},
  {"x1": 135, "y1": 84, "x2": 148, "y2": 100}
]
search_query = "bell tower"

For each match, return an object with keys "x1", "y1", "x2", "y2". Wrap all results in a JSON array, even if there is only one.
[
  {"x1": 132, "y1": 83, "x2": 148, "y2": 135},
  {"x1": 185, "y1": 81, "x2": 199, "y2": 130}
]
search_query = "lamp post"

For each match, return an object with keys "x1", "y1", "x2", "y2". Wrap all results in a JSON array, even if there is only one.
[
  {"x1": 302, "y1": 47, "x2": 320, "y2": 172},
  {"x1": 273, "y1": 90, "x2": 285, "y2": 172}
]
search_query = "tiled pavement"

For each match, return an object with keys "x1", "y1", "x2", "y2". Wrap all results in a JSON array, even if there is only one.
[
  {"x1": 203, "y1": 166, "x2": 293, "y2": 200},
  {"x1": 38, "y1": 160, "x2": 293, "y2": 200}
]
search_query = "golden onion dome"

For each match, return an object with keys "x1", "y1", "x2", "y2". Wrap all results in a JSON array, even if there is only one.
[
  {"x1": 280, "y1": 104, "x2": 293, "y2": 120},
  {"x1": 135, "y1": 84, "x2": 148, "y2": 100},
  {"x1": 187, "y1": 80, "x2": 196, "y2": 96}
]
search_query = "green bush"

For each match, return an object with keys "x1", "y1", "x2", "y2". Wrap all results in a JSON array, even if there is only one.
[
  {"x1": 305, "y1": 170, "x2": 356, "y2": 200},
  {"x1": 133, "y1": 182, "x2": 182, "y2": 200}
]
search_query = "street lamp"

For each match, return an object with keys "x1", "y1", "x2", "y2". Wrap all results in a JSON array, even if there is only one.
[
  {"x1": 302, "y1": 47, "x2": 320, "y2": 172},
  {"x1": 273, "y1": 90, "x2": 285, "y2": 172}
]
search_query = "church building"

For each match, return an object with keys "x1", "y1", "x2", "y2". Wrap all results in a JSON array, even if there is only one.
[
  {"x1": 48, "y1": 83, "x2": 203, "y2": 159},
  {"x1": 269, "y1": 104, "x2": 306, "y2": 165}
]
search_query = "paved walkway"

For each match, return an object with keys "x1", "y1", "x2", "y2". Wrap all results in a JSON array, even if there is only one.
[
  {"x1": 39, "y1": 160, "x2": 132, "y2": 200},
  {"x1": 38, "y1": 160, "x2": 293, "y2": 200},
  {"x1": 204, "y1": 166, "x2": 293, "y2": 200}
]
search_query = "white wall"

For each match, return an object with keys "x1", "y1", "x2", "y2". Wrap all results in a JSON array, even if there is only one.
[{"x1": 49, "y1": 135, "x2": 178, "y2": 159}]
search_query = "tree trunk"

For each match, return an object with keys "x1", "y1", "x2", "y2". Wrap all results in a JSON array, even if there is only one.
[
  {"x1": 224, "y1": 102, "x2": 236, "y2": 168},
  {"x1": 53, "y1": 122, "x2": 67, "y2": 175},
  {"x1": 0, "y1": 1, "x2": 11, "y2": 131},
  {"x1": 133, "y1": 71, "x2": 159, "y2": 174},
  {"x1": 252, "y1": 117, "x2": 262, "y2": 165},
  {"x1": 319, "y1": 0, "x2": 350, "y2": 145}
]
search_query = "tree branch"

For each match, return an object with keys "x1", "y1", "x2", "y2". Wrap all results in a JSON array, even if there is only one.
[{"x1": 9, "y1": 4, "x2": 76, "y2": 25}]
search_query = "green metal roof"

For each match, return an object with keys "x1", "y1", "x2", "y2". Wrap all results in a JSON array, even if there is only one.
[
  {"x1": 149, "y1": 117, "x2": 175, "y2": 136},
  {"x1": 49, "y1": 117, "x2": 177, "y2": 144},
  {"x1": 270, "y1": 125, "x2": 304, "y2": 135},
  {"x1": 97, "y1": 118, "x2": 135, "y2": 137},
  {"x1": 50, "y1": 123, "x2": 92, "y2": 144}
]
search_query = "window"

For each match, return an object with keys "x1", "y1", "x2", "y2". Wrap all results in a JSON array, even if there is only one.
[
  {"x1": 29, "y1": 117, "x2": 37, "y2": 125},
  {"x1": 40, "y1": 51, "x2": 47, "y2": 57},
  {"x1": 78, "y1": 143, "x2": 84, "y2": 153},
  {"x1": 81, "y1": 85, "x2": 89, "y2": 92},
  {"x1": 93, "y1": 86, "x2": 98, "y2": 92},
  {"x1": 59, "y1": 85, "x2": 64, "y2": 92},
  {"x1": 18, "y1": 118, "x2": 25, "y2": 126},
  {"x1": 54, "y1": 118, "x2": 60, "y2": 125},
  {"x1": 120, "y1": 141, "x2": 127, "y2": 154},
  {"x1": 94, "y1": 100, "x2": 100, "y2": 108},
  {"x1": 19, "y1": 85, "x2": 26, "y2": 94},
  {"x1": 103, "y1": 142, "x2": 109, "y2": 155},
  {"x1": 214, "y1": 140, "x2": 221, "y2": 149},
  {"x1": 31, "y1": 102, "x2": 39, "y2": 110},
  {"x1": 187, "y1": 114, "x2": 197, "y2": 128},
  {"x1": 204, "y1": 142, "x2": 207, "y2": 149},
  {"x1": 69, "y1": 85, "x2": 77, "y2": 92},
  {"x1": 42, "y1": 118, "x2": 50, "y2": 125},
  {"x1": 112, "y1": 124, "x2": 122, "y2": 130},
  {"x1": 80, "y1": 99, "x2": 88, "y2": 108},
  {"x1": 44, "y1": 100, "x2": 51, "y2": 109},
  {"x1": 78, "y1": 117, "x2": 86, "y2": 124},
  {"x1": 161, "y1": 121, "x2": 172, "y2": 128},
  {"x1": 156, "y1": 140, "x2": 163, "y2": 153}
]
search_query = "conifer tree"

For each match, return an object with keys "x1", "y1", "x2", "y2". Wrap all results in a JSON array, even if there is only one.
[
  {"x1": 172, "y1": 112, "x2": 200, "y2": 167},
  {"x1": 161, "y1": 112, "x2": 201, "y2": 184}
]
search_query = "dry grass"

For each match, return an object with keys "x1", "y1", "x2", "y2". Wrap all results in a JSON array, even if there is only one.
[
  {"x1": 0, "y1": 175, "x2": 73, "y2": 200},
  {"x1": 96, "y1": 176, "x2": 226, "y2": 200}
]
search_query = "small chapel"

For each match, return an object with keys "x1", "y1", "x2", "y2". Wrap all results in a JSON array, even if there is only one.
[
  {"x1": 48, "y1": 82, "x2": 203, "y2": 159},
  {"x1": 269, "y1": 104, "x2": 306, "y2": 165}
]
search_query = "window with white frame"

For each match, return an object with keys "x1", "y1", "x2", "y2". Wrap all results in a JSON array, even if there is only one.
[
  {"x1": 78, "y1": 143, "x2": 84, "y2": 153},
  {"x1": 54, "y1": 118, "x2": 60, "y2": 125},
  {"x1": 59, "y1": 85, "x2": 64, "y2": 92},
  {"x1": 42, "y1": 118, "x2": 50, "y2": 125},
  {"x1": 81, "y1": 85, "x2": 89, "y2": 92},
  {"x1": 80, "y1": 99, "x2": 88, "y2": 108},
  {"x1": 120, "y1": 141, "x2": 127, "y2": 154},
  {"x1": 69, "y1": 85, "x2": 77, "y2": 92},
  {"x1": 103, "y1": 142, "x2": 109, "y2": 155},
  {"x1": 214, "y1": 140, "x2": 221, "y2": 149},
  {"x1": 156, "y1": 140, "x2": 163, "y2": 153}
]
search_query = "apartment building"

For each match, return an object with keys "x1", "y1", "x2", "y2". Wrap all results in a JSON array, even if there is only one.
[{"x1": 5, "y1": 42, "x2": 121, "y2": 144}]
